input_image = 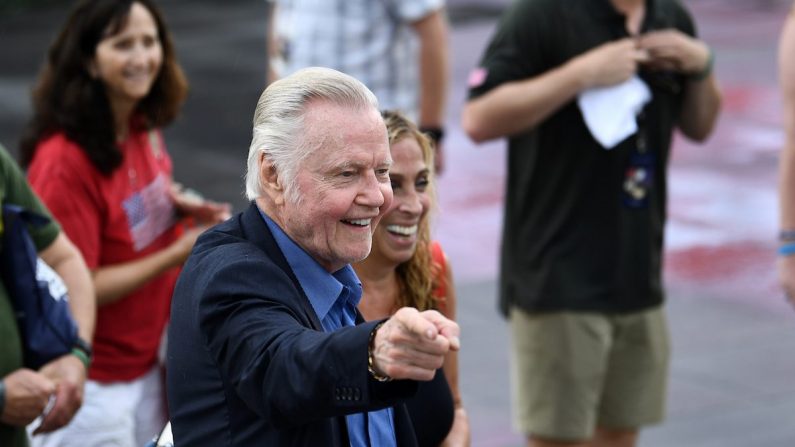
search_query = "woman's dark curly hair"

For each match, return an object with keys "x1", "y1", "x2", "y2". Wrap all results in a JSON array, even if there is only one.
[{"x1": 19, "y1": 0, "x2": 187, "y2": 175}]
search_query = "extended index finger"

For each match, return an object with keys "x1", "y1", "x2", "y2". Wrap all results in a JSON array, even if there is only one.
[
  {"x1": 395, "y1": 307, "x2": 438, "y2": 341},
  {"x1": 419, "y1": 310, "x2": 461, "y2": 351}
]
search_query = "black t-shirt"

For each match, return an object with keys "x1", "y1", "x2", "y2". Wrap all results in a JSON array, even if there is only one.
[{"x1": 468, "y1": 0, "x2": 696, "y2": 314}]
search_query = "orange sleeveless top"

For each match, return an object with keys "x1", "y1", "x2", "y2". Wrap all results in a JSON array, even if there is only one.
[{"x1": 430, "y1": 240, "x2": 448, "y2": 314}]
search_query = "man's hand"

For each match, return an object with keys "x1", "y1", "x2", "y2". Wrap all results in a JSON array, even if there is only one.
[
  {"x1": 1, "y1": 369, "x2": 56, "y2": 427},
  {"x1": 370, "y1": 308, "x2": 460, "y2": 382},
  {"x1": 572, "y1": 38, "x2": 648, "y2": 89},
  {"x1": 32, "y1": 354, "x2": 86, "y2": 434},
  {"x1": 638, "y1": 29, "x2": 710, "y2": 75}
]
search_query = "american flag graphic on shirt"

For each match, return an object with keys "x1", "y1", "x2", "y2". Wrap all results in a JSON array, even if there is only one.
[{"x1": 122, "y1": 174, "x2": 177, "y2": 251}]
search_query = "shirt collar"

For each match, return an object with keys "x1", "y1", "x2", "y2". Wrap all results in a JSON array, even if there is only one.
[{"x1": 258, "y1": 207, "x2": 362, "y2": 321}]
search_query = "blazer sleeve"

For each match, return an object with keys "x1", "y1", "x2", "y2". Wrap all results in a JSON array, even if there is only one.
[{"x1": 195, "y1": 242, "x2": 416, "y2": 429}]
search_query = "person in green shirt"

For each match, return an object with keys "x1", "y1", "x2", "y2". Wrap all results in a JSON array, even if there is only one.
[{"x1": 0, "y1": 144, "x2": 95, "y2": 447}]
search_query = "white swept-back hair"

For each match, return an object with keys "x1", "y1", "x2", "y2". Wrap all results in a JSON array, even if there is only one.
[{"x1": 244, "y1": 67, "x2": 380, "y2": 203}]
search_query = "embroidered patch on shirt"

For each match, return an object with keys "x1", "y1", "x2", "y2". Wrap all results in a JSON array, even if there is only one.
[{"x1": 468, "y1": 67, "x2": 488, "y2": 88}]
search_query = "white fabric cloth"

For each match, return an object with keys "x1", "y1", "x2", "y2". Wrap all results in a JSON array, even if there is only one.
[
  {"x1": 28, "y1": 365, "x2": 166, "y2": 447},
  {"x1": 577, "y1": 75, "x2": 652, "y2": 149},
  {"x1": 274, "y1": 0, "x2": 444, "y2": 120}
]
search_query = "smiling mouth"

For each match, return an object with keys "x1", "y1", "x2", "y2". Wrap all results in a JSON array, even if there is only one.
[
  {"x1": 386, "y1": 224, "x2": 417, "y2": 236},
  {"x1": 124, "y1": 70, "x2": 153, "y2": 81},
  {"x1": 342, "y1": 218, "x2": 372, "y2": 227}
]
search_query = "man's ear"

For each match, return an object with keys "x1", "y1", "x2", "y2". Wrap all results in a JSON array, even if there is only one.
[{"x1": 259, "y1": 153, "x2": 285, "y2": 206}]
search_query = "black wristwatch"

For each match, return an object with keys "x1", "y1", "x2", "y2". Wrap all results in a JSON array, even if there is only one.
[{"x1": 420, "y1": 126, "x2": 445, "y2": 145}]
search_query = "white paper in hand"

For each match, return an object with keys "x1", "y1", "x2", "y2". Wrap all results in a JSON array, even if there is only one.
[{"x1": 577, "y1": 75, "x2": 651, "y2": 150}]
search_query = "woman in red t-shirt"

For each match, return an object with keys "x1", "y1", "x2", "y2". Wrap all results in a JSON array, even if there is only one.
[
  {"x1": 354, "y1": 111, "x2": 470, "y2": 447},
  {"x1": 19, "y1": 1, "x2": 229, "y2": 445}
]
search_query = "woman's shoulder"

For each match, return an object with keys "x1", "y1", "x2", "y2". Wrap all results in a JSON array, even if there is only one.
[
  {"x1": 430, "y1": 240, "x2": 449, "y2": 306},
  {"x1": 28, "y1": 132, "x2": 96, "y2": 182},
  {"x1": 34, "y1": 132, "x2": 90, "y2": 162},
  {"x1": 430, "y1": 240, "x2": 447, "y2": 270}
]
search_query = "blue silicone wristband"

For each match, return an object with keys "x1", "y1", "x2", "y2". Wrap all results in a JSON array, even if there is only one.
[{"x1": 778, "y1": 243, "x2": 795, "y2": 256}]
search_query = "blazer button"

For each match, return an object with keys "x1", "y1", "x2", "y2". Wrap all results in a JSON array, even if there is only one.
[{"x1": 353, "y1": 388, "x2": 361, "y2": 400}]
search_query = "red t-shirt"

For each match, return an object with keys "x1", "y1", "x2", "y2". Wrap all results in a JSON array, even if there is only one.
[{"x1": 29, "y1": 130, "x2": 181, "y2": 382}]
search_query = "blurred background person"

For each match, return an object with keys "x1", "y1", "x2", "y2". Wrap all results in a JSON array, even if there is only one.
[
  {"x1": 18, "y1": 1, "x2": 229, "y2": 445},
  {"x1": 463, "y1": 0, "x2": 721, "y2": 446},
  {"x1": 0, "y1": 143, "x2": 94, "y2": 447},
  {"x1": 269, "y1": 0, "x2": 449, "y2": 172},
  {"x1": 354, "y1": 110, "x2": 469, "y2": 447},
  {"x1": 778, "y1": 3, "x2": 795, "y2": 301}
]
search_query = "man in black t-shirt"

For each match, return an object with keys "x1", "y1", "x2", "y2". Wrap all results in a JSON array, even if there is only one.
[{"x1": 463, "y1": 0, "x2": 721, "y2": 446}]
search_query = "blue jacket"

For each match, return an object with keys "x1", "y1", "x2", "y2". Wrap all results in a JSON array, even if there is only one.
[{"x1": 167, "y1": 202, "x2": 419, "y2": 446}]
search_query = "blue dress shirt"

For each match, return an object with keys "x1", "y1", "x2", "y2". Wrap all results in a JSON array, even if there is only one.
[{"x1": 260, "y1": 209, "x2": 396, "y2": 447}]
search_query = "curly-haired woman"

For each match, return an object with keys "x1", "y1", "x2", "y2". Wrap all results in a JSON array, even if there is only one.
[{"x1": 354, "y1": 110, "x2": 470, "y2": 447}]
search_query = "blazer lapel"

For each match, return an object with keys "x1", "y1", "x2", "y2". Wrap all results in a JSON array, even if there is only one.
[{"x1": 239, "y1": 202, "x2": 324, "y2": 331}]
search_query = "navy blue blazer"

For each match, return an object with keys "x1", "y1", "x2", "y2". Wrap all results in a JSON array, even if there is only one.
[{"x1": 167, "y1": 202, "x2": 419, "y2": 446}]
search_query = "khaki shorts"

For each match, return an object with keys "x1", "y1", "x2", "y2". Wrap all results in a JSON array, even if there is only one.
[{"x1": 509, "y1": 306, "x2": 670, "y2": 442}]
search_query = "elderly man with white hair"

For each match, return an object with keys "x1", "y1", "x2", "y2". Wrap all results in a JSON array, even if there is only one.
[{"x1": 166, "y1": 67, "x2": 460, "y2": 446}]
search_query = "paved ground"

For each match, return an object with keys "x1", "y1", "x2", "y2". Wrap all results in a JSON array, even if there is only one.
[{"x1": 2, "y1": 1, "x2": 795, "y2": 445}]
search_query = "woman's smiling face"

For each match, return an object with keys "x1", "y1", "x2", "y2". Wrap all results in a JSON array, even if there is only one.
[
  {"x1": 91, "y1": 2, "x2": 163, "y2": 112},
  {"x1": 370, "y1": 135, "x2": 431, "y2": 266}
]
